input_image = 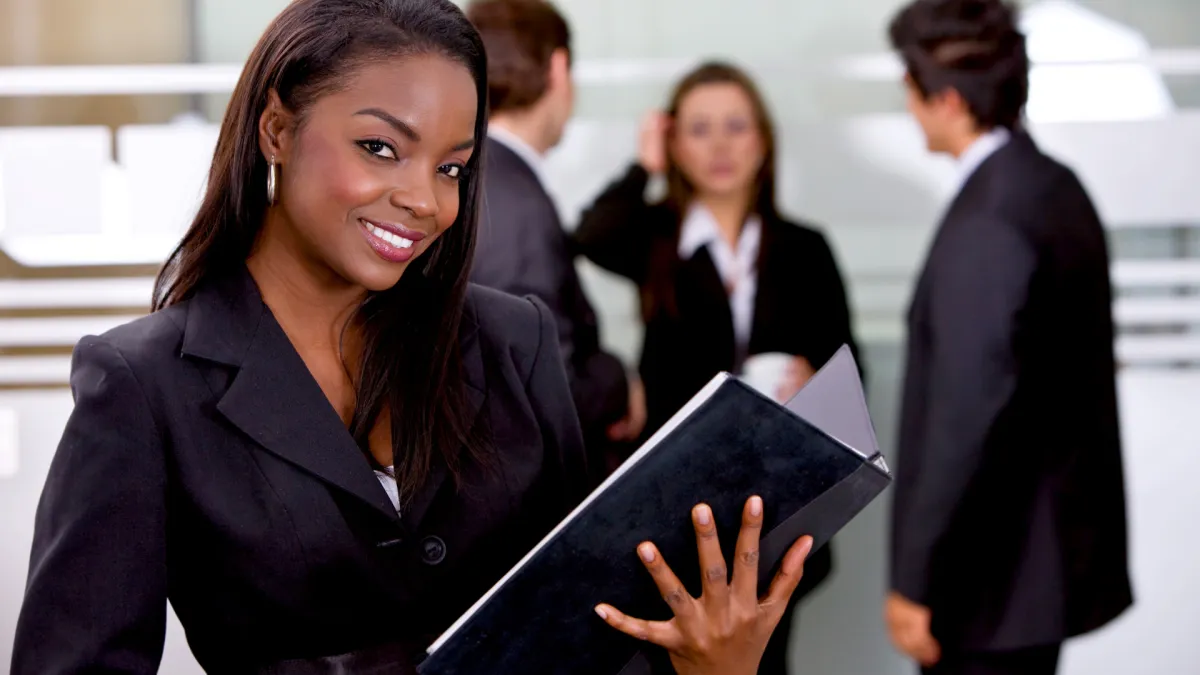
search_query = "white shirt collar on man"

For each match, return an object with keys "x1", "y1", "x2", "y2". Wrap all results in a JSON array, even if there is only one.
[
  {"x1": 488, "y1": 124, "x2": 546, "y2": 187},
  {"x1": 954, "y1": 127, "x2": 1011, "y2": 191},
  {"x1": 678, "y1": 204, "x2": 763, "y2": 361}
]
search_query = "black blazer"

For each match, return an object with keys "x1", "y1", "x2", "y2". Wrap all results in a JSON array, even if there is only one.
[
  {"x1": 574, "y1": 164, "x2": 858, "y2": 671},
  {"x1": 12, "y1": 269, "x2": 589, "y2": 674},
  {"x1": 891, "y1": 133, "x2": 1133, "y2": 651},
  {"x1": 473, "y1": 138, "x2": 629, "y2": 473}
]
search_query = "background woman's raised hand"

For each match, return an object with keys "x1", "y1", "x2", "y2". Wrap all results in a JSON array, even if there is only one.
[
  {"x1": 637, "y1": 110, "x2": 671, "y2": 175},
  {"x1": 595, "y1": 496, "x2": 814, "y2": 675}
]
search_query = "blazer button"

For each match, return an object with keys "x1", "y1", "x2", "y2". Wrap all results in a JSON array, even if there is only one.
[{"x1": 421, "y1": 536, "x2": 447, "y2": 565}]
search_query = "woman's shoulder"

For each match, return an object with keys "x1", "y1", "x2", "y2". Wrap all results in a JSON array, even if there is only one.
[
  {"x1": 78, "y1": 304, "x2": 189, "y2": 373},
  {"x1": 64, "y1": 304, "x2": 190, "y2": 417},
  {"x1": 767, "y1": 212, "x2": 827, "y2": 239},
  {"x1": 765, "y1": 213, "x2": 839, "y2": 253},
  {"x1": 462, "y1": 284, "x2": 552, "y2": 366}
]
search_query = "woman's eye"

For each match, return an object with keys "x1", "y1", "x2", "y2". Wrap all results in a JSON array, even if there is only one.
[
  {"x1": 359, "y1": 140, "x2": 397, "y2": 160},
  {"x1": 439, "y1": 164, "x2": 465, "y2": 180}
]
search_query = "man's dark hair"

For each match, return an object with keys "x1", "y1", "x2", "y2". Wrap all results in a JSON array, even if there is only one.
[
  {"x1": 466, "y1": 0, "x2": 570, "y2": 114},
  {"x1": 888, "y1": 0, "x2": 1029, "y2": 131}
]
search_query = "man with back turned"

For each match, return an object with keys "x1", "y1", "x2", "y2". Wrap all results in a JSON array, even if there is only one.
[
  {"x1": 885, "y1": 2, "x2": 1133, "y2": 674},
  {"x1": 466, "y1": 0, "x2": 646, "y2": 483}
]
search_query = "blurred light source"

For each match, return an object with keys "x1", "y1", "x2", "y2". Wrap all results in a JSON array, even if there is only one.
[{"x1": 1022, "y1": 0, "x2": 1175, "y2": 122}]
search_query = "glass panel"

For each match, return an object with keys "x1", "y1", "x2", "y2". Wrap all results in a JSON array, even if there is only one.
[
  {"x1": 0, "y1": 0, "x2": 192, "y2": 127},
  {"x1": 0, "y1": 2, "x2": 1197, "y2": 674}
]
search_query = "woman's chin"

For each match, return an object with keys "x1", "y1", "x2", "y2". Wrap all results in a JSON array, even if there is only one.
[
  {"x1": 697, "y1": 180, "x2": 753, "y2": 201},
  {"x1": 347, "y1": 258, "x2": 413, "y2": 294}
]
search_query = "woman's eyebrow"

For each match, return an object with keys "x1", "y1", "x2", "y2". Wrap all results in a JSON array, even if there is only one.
[
  {"x1": 355, "y1": 107, "x2": 475, "y2": 152},
  {"x1": 355, "y1": 108, "x2": 420, "y2": 142}
]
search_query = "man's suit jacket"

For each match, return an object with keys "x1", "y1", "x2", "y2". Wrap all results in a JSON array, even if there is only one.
[
  {"x1": 892, "y1": 132, "x2": 1133, "y2": 652},
  {"x1": 472, "y1": 138, "x2": 629, "y2": 473},
  {"x1": 12, "y1": 269, "x2": 589, "y2": 674}
]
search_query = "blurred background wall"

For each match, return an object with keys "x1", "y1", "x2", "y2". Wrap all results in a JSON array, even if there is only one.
[{"x1": 1, "y1": 1, "x2": 1198, "y2": 673}]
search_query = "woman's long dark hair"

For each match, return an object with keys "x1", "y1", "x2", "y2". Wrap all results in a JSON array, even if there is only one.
[
  {"x1": 152, "y1": 0, "x2": 491, "y2": 504},
  {"x1": 662, "y1": 62, "x2": 780, "y2": 223},
  {"x1": 646, "y1": 61, "x2": 781, "y2": 319}
]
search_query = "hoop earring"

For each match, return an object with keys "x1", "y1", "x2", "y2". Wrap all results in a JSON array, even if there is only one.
[{"x1": 267, "y1": 156, "x2": 278, "y2": 205}]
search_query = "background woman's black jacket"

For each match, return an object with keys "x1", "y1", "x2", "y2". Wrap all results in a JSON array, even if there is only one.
[{"x1": 575, "y1": 164, "x2": 863, "y2": 441}]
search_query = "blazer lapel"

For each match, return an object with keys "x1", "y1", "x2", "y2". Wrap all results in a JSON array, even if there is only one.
[
  {"x1": 747, "y1": 218, "x2": 783, "y2": 357},
  {"x1": 182, "y1": 270, "x2": 402, "y2": 525},
  {"x1": 680, "y1": 247, "x2": 737, "y2": 367}
]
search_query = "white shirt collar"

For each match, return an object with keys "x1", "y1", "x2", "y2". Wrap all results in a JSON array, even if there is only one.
[
  {"x1": 678, "y1": 204, "x2": 762, "y2": 358},
  {"x1": 488, "y1": 125, "x2": 546, "y2": 185},
  {"x1": 955, "y1": 127, "x2": 1011, "y2": 190},
  {"x1": 678, "y1": 204, "x2": 762, "y2": 262}
]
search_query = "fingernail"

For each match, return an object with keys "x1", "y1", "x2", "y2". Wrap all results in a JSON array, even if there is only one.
[
  {"x1": 638, "y1": 543, "x2": 656, "y2": 563},
  {"x1": 800, "y1": 536, "x2": 814, "y2": 557},
  {"x1": 595, "y1": 605, "x2": 609, "y2": 620},
  {"x1": 750, "y1": 496, "x2": 763, "y2": 517},
  {"x1": 696, "y1": 505, "x2": 712, "y2": 526}
]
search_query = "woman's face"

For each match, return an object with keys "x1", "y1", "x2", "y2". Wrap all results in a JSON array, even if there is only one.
[
  {"x1": 267, "y1": 54, "x2": 478, "y2": 292},
  {"x1": 669, "y1": 82, "x2": 765, "y2": 200}
]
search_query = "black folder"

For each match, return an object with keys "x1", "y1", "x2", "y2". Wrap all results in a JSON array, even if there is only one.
[{"x1": 418, "y1": 346, "x2": 891, "y2": 675}]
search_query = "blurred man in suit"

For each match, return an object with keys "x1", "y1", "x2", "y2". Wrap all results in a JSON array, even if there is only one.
[
  {"x1": 885, "y1": 2, "x2": 1132, "y2": 674},
  {"x1": 466, "y1": 0, "x2": 645, "y2": 481}
]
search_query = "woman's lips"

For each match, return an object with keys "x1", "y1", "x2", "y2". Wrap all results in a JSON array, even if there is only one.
[{"x1": 360, "y1": 218, "x2": 424, "y2": 263}]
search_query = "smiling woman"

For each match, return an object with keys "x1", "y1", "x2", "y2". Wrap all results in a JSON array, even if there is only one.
[
  {"x1": 150, "y1": 0, "x2": 494, "y2": 504},
  {"x1": 9, "y1": 1, "x2": 814, "y2": 673}
]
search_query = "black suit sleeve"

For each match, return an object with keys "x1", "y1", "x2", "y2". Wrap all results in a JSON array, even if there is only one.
[
  {"x1": 525, "y1": 296, "x2": 592, "y2": 512},
  {"x1": 12, "y1": 336, "x2": 167, "y2": 674},
  {"x1": 568, "y1": 349, "x2": 630, "y2": 445},
  {"x1": 476, "y1": 191, "x2": 629, "y2": 438},
  {"x1": 891, "y1": 217, "x2": 1036, "y2": 604},
  {"x1": 474, "y1": 199, "x2": 571, "y2": 339},
  {"x1": 574, "y1": 164, "x2": 657, "y2": 284},
  {"x1": 809, "y1": 230, "x2": 865, "y2": 382}
]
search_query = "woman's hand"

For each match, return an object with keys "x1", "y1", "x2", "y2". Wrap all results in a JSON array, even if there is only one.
[
  {"x1": 637, "y1": 111, "x2": 670, "y2": 175},
  {"x1": 885, "y1": 591, "x2": 941, "y2": 667},
  {"x1": 595, "y1": 496, "x2": 815, "y2": 675},
  {"x1": 775, "y1": 356, "x2": 815, "y2": 402},
  {"x1": 607, "y1": 376, "x2": 648, "y2": 442}
]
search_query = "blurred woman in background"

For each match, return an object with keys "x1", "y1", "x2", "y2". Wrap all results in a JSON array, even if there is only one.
[
  {"x1": 576, "y1": 62, "x2": 861, "y2": 438},
  {"x1": 575, "y1": 61, "x2": 862, "y2": 674}
]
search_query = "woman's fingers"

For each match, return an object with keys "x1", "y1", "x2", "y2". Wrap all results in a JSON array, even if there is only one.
[
  {"x1": 594, "y1": 604, "x2": 682, "y2": 651},
  {"x1": 762, "y1": 535, "x2": 814, "y2": 616},
  {"x1": 730, "y1": 496, "x2": 765, "y2": 600},
  {"x1": 692, "y1": 504, "x2": 729, "y2": 601},
  {"x1": 636, "y1": 542, "x2": 697, "y2": 620},
  {"x1": 637, "y1": 111, "x2": 669, "y2": 174},
  {"x1": 913, "y1": 634, "x2": 942, "y2": 667}
]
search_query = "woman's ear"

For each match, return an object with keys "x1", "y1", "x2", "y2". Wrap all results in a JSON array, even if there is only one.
[
  {"x1": 258, "y1": 90, "x2": 295, "y2": 163},
  {"x1": 548, "y1": 48, "x2": 571, "y2": 94}
]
